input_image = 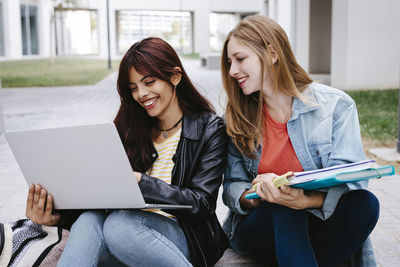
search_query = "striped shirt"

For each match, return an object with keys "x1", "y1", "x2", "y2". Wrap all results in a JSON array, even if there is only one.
[{"x1": 146, "y1": 128, "x2": 181, "y2": 217}]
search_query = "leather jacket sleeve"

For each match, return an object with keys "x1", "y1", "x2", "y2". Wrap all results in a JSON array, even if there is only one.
[{"x1": 138, "y1": 114, "x2": 227, "y2": 222}]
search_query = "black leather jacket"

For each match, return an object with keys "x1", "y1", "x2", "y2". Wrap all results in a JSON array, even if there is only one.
[{"x1": 139, "y1": 112, "x2": 229, "y2": 267}]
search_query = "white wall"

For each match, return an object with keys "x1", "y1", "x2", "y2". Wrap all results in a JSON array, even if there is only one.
[
  {"x1": 210, "y1": 0, "x2": 264, "y2": 13},
  {"x1": 331, "y1": 0, "x2": 400, "y2": 90}
]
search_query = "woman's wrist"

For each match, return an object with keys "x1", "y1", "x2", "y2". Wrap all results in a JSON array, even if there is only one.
[{"x1": 305, "y1": 191, "x2": 326, "y2": 208}]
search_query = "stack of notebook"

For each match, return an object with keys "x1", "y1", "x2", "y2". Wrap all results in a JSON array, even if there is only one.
[{"x1": 245, "y1": 159, "x2": 395, "y2": 199}]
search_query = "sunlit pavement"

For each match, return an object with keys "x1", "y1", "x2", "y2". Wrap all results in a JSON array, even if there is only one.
[{"x1": 0, "y1": 59, "x2": 398, "y2": 266}]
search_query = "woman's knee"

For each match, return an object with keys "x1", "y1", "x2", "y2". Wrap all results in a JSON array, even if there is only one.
[
  {"x1": 250, "y1": 202, "x2": 287, "y2": 218},
  {"x1": 340, "y1": 190, "x2": 380, "y2": 226},
  {"x1": 61, "y1": 211, "x2": 108, "y2": 261},
  {"x1": 103, "y1": 210, "x2": 144, "y2": 250},
  {"x1": 71, "y1": 210, "x2": 107, "y2": 233},
  {"x1": 239, "y1": 202, "x2": 306, "y2": 232}
]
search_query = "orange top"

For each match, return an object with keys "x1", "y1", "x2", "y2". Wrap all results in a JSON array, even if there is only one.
[{"x1": 258, "y1": 105, "x2": 303, "y2": 175}]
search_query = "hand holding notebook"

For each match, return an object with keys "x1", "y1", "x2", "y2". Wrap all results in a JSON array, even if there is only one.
[{"x1": 245, "y1": 159, "x2": 395, "y2": 199}]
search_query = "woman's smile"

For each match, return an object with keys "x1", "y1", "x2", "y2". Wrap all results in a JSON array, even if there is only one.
[
  {"x1": 237, "y1": 76, "x2": 249, "y2": 87},
  {"x1": 141, "y1": 97, "x2": 159, "y2": 109}
]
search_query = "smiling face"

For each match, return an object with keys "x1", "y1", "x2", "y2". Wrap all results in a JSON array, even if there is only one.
[
  {"x1": 227, "y1": 37, "x2": 263, "y2": 95},
  {"x1": 128, "y1": 67, "x2": 179, "y2": 120}
]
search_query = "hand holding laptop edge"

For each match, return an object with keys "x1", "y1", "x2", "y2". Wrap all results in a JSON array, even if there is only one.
[{"x1": 26, "y1": 184, "x2": 61, "y2": 226}]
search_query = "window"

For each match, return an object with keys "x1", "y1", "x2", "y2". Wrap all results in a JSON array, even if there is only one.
[
  {"x1": 209, "y1": 13, "x2": 239, "y2": 52},
  {"x1": 20, "y1": 4, "x2": 39, "y2": 55},
  {"x1": 116, "y1": 10, "x2": 193, "y2": 54},
  {"x1": 54, "y1": 9, "x2": 98, "y2": 55},
  {"x1": 209, "y1": 13, "x2": 255, "y2": 52}
]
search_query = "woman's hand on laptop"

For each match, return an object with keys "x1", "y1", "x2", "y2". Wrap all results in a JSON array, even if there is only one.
[{"x1": 26, "y1": 184, "x2": 61, "y2": 226}]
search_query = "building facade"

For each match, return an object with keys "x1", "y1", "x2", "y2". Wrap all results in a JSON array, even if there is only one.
[
  {"x1": 0, "y1": 0, "x2": 268, "y2": 59},
  {"x1": 0, "y1": 0, "x2": 399, "y2": 90},
  {"x1": 294, "y1": 0, "x2": 400, "y2": 90}
]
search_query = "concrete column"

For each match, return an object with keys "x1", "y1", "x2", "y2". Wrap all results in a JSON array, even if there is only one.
[
  {"x1": 260, "y1": 0, "x2": 269, "y2": 17},
  {"x1": 97, "y1": 0, "x2": 109, "y2": 59},
  {"x1": 193, "y1": 4, "x2": 211, "y2": 54},
  {"x1": 330, "y1": 0, "x2": 348, "y2": 89},
  {"x1": 108, "y1": 1, "x2": 118, "y2": 59},
  {"x1": 294, "y1": 0, "x2": 310, "y2": 71},
  {"x1": 0, "y1": 79, "x2": 4, "y2": 136},
  {"x1": 38, "y1": 0, "x2": 52, "y2": 57},
  {"x1": 276, "y1": 0, "x2": 292, "y2": 43},
  {"x1": 3, "y1": 0, "x2": 23, "y2": 59}
]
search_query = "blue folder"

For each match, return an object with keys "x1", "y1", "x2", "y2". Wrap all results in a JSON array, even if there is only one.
[
  {"x1": 291, "y1": 166, "x2": 395, "y2": 190},
  {"x1": 245, "y1": 165, "x2": 395, "y2": 199}
]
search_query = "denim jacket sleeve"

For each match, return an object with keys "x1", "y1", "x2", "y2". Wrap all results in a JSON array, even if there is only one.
[
  {"x1": 305, "y1": 89, "x2": 367, "y2": 220},
  {"x1": 222, "y1": 138, "x2": 254, "y2": 216}
]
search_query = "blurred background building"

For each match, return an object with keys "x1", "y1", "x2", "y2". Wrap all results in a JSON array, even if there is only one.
[{"x1": 0, "y1": 0, "x2": 399, "y2": 90}]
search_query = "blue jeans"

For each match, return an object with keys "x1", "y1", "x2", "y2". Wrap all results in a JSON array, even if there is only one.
[
  {"x1": 235, "y1": 190, "x2": 379, "y2": 267},
  {"x1": 57, "y1": 210, "x2": 192, "y2": 267}
]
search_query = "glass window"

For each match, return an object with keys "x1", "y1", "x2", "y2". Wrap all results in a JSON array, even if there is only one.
[
  {"x1": 29, "y1": 6, "x2": 38, "y2": 55},
  {"x1": 209, "y1": 13, "x2": 239, "y2": 52},
  {"x1": 54, "y1": 9, "x2": 98, "y2": 55},
  {"x1": 0, "y1": 1, "x2": 4, "y2": 56},
  {"x1": 209, "y1": 13, "x2": 255, "y2": 52},
  {"x1": 21, "y1": 5, "x2": 28, "y2": 55},
  {"x1": 116, "y1": 10, "x2": 193, "y2": 54},
  {"x1": 20, "y1": 4, "x2": 39, "y2": 55}
]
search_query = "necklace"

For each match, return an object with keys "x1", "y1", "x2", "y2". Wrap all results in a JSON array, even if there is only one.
[{"x1": 156, "y1": 116, "x2": 183, "y2": 138}]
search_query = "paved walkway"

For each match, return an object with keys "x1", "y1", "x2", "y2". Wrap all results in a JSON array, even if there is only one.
[{"x1": 0, "y1": 59, "x2": 399, "y2": 266}]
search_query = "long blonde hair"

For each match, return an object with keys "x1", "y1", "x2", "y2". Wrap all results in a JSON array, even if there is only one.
[{"x1": 221, "y1": 15, "x2": 313, "y2": 158}]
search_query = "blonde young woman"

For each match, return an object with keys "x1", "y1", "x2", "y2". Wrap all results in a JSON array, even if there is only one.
[{"x1": 221, "y1": 16, "x2": 379, "y2": 266}]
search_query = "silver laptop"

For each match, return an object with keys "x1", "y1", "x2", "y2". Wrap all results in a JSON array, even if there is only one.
[{"x1": 5, "y1": 123, "x2": 191, "y2": 210}]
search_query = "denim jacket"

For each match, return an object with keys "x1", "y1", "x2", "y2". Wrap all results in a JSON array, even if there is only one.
[{"x1": 222, "y1": 82, "x2": 376, "y2": 266}]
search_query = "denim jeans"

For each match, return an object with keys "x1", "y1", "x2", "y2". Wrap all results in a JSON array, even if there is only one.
[
  {"x1": 234, "y1": 190, "x2": 379, "y2": 267},
  {"x1": 57, "y1": 209, "x2": 192, "y2": 267}
]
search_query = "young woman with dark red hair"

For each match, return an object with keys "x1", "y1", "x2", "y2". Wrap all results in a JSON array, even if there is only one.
[{"x1": 27, "y1": 37, "x2": 228, "y2": 267}]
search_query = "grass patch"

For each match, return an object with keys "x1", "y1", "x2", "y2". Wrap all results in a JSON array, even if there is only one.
[
  {"x1": 0, "y1": 58, "x2": 120, "y2": 88},
  {"x1": 347, "y1": 89, "x2": 398, "y2": 144},
  {"x1": 181, "y1": 53, "x2": 200, "y2": 59}
]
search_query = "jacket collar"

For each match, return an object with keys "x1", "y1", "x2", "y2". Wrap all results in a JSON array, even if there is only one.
[
  {"x1": 289, "y1": 82, "x2": 320, "y2": 121},
  {"x1": 181, "y1": 114, "x2": 200, "y2": 141}
]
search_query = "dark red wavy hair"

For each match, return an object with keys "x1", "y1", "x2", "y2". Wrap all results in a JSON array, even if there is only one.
[{"x1": 114, "y1": 37, "x2": 214, "y2": 172}]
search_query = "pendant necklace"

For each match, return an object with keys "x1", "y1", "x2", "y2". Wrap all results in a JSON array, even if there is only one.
[{"x1": 157, "y1": 116, "x2": 183, "y2": 138}]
